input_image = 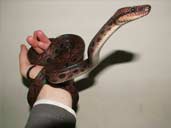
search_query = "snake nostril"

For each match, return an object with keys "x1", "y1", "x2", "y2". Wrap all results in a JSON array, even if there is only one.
[{"x1": 144, "y1": 6, "x2": 150, "y2": 12}]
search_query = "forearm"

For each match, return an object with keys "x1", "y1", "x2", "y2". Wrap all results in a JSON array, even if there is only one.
[
  {"x1": 25, "y1": 84, "x2": 76, "y2": 128},
  {"x1": 36, "y1": 84, "x2": 73, "y2": 108}
]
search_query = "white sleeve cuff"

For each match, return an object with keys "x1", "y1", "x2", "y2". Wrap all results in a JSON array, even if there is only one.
[{"x1": 33, "y1": 99, "x2": 76, "y2": 118}]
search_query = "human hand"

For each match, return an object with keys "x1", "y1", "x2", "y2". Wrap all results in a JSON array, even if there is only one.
[
  {"x1": 19, "y1": 30, "x2": 51, "y2": 79},
  {"x1": 19, "y1": 30, "x2": 73, "y2": 107}
]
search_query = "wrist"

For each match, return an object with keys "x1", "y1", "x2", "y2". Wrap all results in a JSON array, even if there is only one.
[{"x1": 37, "y1": 84, "x2": 73, "y2": 108}]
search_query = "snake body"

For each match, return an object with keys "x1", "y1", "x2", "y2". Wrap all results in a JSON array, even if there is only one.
[{"x1": 27, "y1": 5, "x2": 151, "y2": 108}]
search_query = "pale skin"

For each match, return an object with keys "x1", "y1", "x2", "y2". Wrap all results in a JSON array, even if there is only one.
[{"x1": 19, "y1": 30, "x2": 72, "y2": 108}]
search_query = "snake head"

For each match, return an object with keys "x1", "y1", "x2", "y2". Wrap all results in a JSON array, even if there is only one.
[{"x1": 114, "y1": 5, "x2": 151, "y2": 25}]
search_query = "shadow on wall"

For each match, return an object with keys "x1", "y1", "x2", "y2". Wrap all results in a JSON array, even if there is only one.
[{"x1": 76, "y1": 50, "x2": 137, "y2": 91}]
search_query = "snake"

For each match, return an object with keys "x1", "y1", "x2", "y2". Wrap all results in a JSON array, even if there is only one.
[{"x1": 27, "y1": 5, "x2": 151, "y2": 108}]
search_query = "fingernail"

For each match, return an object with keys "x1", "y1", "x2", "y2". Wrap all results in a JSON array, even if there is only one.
[{"x1": 37, "y1": 30, "x2": 43, "y2": 35}]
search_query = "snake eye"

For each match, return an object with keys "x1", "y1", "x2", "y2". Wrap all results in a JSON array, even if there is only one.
[
  {"x1": 131, "y1": 7, "x2": 136, "y2": 12},
  {"x1": 59, "y1": 73, "x2": 66, "y2": 79}
]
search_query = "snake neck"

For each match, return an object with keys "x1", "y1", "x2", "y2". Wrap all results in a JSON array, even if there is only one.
[
  {"x1": 45, "y1": 5, "x2": 151, "y2": 84},
  {"x1": 87, "y1": 16, "x2": 121, "y2": 67}
]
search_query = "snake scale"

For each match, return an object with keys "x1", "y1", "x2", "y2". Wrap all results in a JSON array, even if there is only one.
[{"x1": 27, "y1": 5, "x2": 151, "y2": 109}]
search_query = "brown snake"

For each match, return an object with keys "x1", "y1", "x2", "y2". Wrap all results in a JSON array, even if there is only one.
[{"x1": 27, "y1": 5, "x2": 151, "y2": 108}]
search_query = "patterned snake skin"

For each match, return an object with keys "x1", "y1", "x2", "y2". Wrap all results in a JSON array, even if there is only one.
[{"x1": 27, "y1": 5, "x2": 151, "y2": 109}]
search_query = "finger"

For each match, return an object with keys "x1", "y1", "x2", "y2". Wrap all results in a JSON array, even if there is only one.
[
  {"x1": 35, "y1": 30, "x2": 51, "y2": 50},
  {"x1": 26, "y1": 36, "x2": 44, "y2": 54},
  {"x1": 26, "y1": 36, "x2": 37, "y2": 47},
  {"x1": 34, "y1": 30, "x2": 51, "y2": 52},
  {"x1": 38, "y1": 41, "x2": 50, "y2": 50},
  {"x1": 19, "y1": 44, "x2": 31, "y2": 77},
  {"x1": 36, "y1": 30, "x2": 51, "y2": 45}
]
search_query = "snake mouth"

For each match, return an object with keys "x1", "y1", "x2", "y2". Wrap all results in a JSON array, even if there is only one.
[{"x1": 115, "y1": 5, "x2": 151, "y2": 24}]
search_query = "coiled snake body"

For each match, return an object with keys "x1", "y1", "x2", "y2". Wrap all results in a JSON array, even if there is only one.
[{"x1": 27, "y1": 5, "x2": 151, "y2": 108}]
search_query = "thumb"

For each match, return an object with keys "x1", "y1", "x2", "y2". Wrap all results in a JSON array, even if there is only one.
[{"x1": 19, "y1": 44, "x2": 31, "y2": 77}]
